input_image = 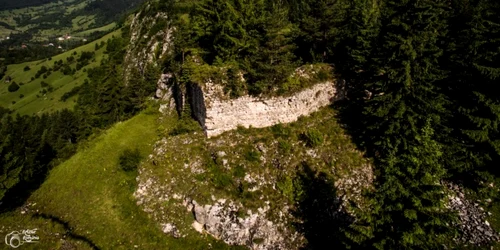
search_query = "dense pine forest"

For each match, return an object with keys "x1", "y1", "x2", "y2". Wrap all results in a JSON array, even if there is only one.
[{"x1": 1, "y1": 0, "x2": 500, "y2": 248}]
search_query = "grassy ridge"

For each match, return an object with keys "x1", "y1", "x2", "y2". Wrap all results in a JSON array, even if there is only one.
[
  {"x1": 0, "y1": 112, "x2": 237, "y2": 249},
  {"x1": 0, "y1": 30, "x2": 120, "y2": 115}
]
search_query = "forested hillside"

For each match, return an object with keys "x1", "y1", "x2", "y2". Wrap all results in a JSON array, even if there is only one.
[
  {"x1": 0, "y1": 30, "x2": 157, "y2": 210},
  {"x1": 1, "y1": 0, "x2": 500, "y2": 249},
  {"x1": 126, "y1": 0, "x2": 500, "y2": 247},
  {"x1": 0, "y1": 0, "x2": 54, "y2": 10},
  {"x1": 0, "y1": 0, "x2": 146, "y2": 65}
]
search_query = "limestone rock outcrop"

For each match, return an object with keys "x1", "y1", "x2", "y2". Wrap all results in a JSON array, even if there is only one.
[
  {"x1": 187, "y1": 199, "x2": 294, "y2": 250},
  {"x1": 203, "y1": 81, "x2": 339, "y2": 137}
]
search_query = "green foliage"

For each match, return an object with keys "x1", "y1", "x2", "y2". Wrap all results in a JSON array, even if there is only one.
[
  {"x1": 23, "y1": 65, "x2": 30, "y2": 71},
  {"x1": 302, "y1": 129, "x2": 324, "y2": 147},
  {"x1": 232, "y1": 165, "x2": 246, "y2": 178},
  {"x1": 276, "y1": 175, "x2": 304, "y2": 203},
  {"x1": 169, "y1": 118, "x2": 200, "y2": 136},
  {"x1": 60, "y1": 86, "x2": 81, "y2": 102},
  {"x1": 438, "y1": 0, "x2": 500, "y2": 177},
  {"x1": 118, "y1": 148, "x2": 142, "y2": 172},
  {"x1": 294, "y1": 0, "x2": 351, "y2": 63},
  {"x1": 207, "y1": 160, "x2": 233, "y2": 189},
  {"x1": 7, "y1": 82, "x2": 20, "y2": 92},
  {"x1": 278, "y1": 139, "x2": 292, "y2": 154},
  {"x1": 244, "y1": 148, "x2": 261, "y2": 162},
  {"x1": 340, "y1": 0, "x2": 458, "y2": 248},
  {"x1": 169, "y1": 0, "x2": 299, "y2": 96},
  {"x1": 271, "y1": 123, "x2": 292, "y2": 138}
]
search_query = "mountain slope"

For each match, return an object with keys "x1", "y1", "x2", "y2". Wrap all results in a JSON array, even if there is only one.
[
  {"x1": 0, "y1": 30, "x2": 119, "y2": 115},
  {"x1": 0, "y1": 112, "x2": 239, "y2": 249}
]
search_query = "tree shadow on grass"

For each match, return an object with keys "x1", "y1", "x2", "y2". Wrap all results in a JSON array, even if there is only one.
[
  {"x1": 33, "y1": 213, "x2": 101, "y2": 250},
  {"x1": 292, "y1": 162, "x2": 355, "y2": 250}
]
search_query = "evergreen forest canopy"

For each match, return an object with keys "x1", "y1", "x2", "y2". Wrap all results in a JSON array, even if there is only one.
[{"x1": 1, "y1": 0, "x2": 500, "y2": 248}]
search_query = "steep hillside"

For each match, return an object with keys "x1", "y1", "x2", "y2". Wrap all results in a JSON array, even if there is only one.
[
  {"x1": 0, "y1": 112, "x2": 240, "y2": 249},
  {"x1": 1, "y1": 0, "x2": 500, "y2": 249},
  {"x1": 135, "y1": 106, "x2": 373, "y2": 249},
  {"x1": 0, "y1": 103, "x2": 373, "y2": 249}
]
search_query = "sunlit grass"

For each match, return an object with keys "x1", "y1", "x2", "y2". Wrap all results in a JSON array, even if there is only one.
[
  {"x1": 0, "y1": 30, "x2": 120, "y2": 115},
  {"x1": 10, "y1": 112, "x2": 237, "y2": 249}
]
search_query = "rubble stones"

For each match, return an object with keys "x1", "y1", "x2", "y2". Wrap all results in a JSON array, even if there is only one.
[
  {"x1": 445, "y1": 182, "x2": 500, "y2": 246},
  {"x1": 161, "y1": 223, "x2": 180, "y2": 238},
  {"x1": 188, "y1": 199, "x2": 294, "y2": 250}
]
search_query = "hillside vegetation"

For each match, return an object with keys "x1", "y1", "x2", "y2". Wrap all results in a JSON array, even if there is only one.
[
  {"x1": 0, "y1": 27, "x2": 158, "y2": 214},
  {"x1": 0, "y1": 30, "x2": 119, "y2": 115},
  {"x1": 0, "y1": 0, "x2": 142, "y2": 40},
  {"x1": 1, "y1": 0, "x2": 500, "y2": 249},
  {"x1": 0, "y1": 0, "x2": 145, "y2": 65},
  {"x1": 0, "y1": 112, "x2": 240, "y2": 249},
  {"x1": 135, "y1": 0, "x2": 500, "y2": 248}
]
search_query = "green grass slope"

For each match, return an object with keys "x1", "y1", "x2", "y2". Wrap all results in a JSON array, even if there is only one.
[
  {"x1": 0, "y1": 112, "x2": 237, "y2": 249},
  {"x1": 0, "y1": 0, "x2": 98, "y2": 41},
  {"x1": 0, "y1": 30, "x2": 119, "y2": 115}
]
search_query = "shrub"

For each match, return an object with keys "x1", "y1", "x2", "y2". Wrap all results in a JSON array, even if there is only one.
[
  {"x1": 232, "y1": 165, "x2": 246, "y2": 178},
  {"x1": 19, "y1": 94, "x2": 24, "y2": 98},
  {"x1": 208, "y1": 161, "x2": 233, "y2": 189},
  {"x1": 276, "y1": 175, "x2": 304, "y2": 203},
  {"x1": 60, "y1": 86, "x2": 81, "y2": 102},
  {"x1": 8, "y1": 82, "x2": 20, "y2": 92},
  {"x1": 244, "y1": 148, "x2": 261, "y2": 162},
  {"x1": 118, "y1": 148, "x2": 142, "y2": 172},
  {"x1": 169, "y1": 118, "x2": 200, "y2": 136},
  {"x1": 23, "y1": 65, "x2": 31, "y2": 71},
  {"x1": 315, "y1": 68, "x2": 331, "y2": 82},
  {"x1": 278, "y1": 139, "x2": 292, "y2": 154},
  {"x1": 301, "y1": 129, "x2": 324, "y2": 147},
  {"x1": 40, "y1": 81, "x2": 49, "y2": 88},
  {"x1": 271, "y1": 124, "x2": 292, "y2": 138}
]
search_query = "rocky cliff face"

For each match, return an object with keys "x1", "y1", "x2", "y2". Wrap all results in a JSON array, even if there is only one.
[
  {"x1": 157, "y1": 77, "x2": 342, "y2": 137},
  {"x1": 202, "y1": 81, "x2": 339, "y2": 137},
  {"x1": 124, "y1": 6, "x2": 172, "y2": 81},
  {"x1": 124, "y1": 6, "x2": 341, "y2": 138}
]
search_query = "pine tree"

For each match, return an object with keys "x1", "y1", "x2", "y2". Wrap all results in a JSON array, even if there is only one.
[
  {"x1": 370, "y1": 121, "x2": 456, "y2": 249},
  {"x1": 350, "y1": 0, "x2": 456, "y2": 248},
  {"x1": 192, "y1": 0, "x2": 255, "y2": 62},
  {"x1": 244, "y1": 1, "x2": 298, "y2": 94},
  {"x1": 362, "y1": 0, "x2": 449, "y2": 156},
  {"x1": 441, "y1": 0, "x2": 500, "y2": 177},
  {"x1": 0, "y1": 116, "x2": 22, "y2": 202},
  {"x1": 296, "y1": 0, "x2": 351, "y2": 62}
]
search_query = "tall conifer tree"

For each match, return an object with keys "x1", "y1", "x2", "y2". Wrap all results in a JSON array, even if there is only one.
[
  {"x1": 351, "y1": 0, "x2": 456, "y2": 248},
  {"x1": 441, "y1": 0, "x2": 500, "y2": 177}
]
